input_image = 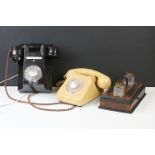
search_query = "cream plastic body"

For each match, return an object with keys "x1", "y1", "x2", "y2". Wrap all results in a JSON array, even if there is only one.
[{"x1": 57, "y1": 68, "x2": 111, "y2": 106}]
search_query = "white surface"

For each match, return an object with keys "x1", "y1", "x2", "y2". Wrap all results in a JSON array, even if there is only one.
[{"x1": 0, "y1": 86, "x2": 155, "y2": 129}]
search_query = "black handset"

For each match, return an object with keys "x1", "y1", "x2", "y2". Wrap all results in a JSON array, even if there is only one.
[{"x1": 9, "y1": 43, "x2": 59, "y2": 92}]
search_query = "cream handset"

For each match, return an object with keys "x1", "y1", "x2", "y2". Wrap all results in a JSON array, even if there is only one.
[{"x1": 57, "y1": 68, "x2": 111, "y2": 106}]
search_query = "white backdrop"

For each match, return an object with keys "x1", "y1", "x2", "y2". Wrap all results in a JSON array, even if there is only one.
[{"x1": 0, "y1": 0, "x2": 155, "y2": 155}]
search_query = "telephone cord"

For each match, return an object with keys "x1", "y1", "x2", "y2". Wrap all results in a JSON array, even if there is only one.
[
  {"x1": 3, "y1": 51, "x2": 76, "y2": 111},
  {"x1": 0, "y1": 74, "x2": 18, "y2": 84}
]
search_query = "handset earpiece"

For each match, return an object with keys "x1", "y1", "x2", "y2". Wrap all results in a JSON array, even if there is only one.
[
  {"x1": 9, "y1": 46, "x2": 22, "y2": 63},
  {"x1": 96, "y1": 74, "x2": 111, "y2": 90},
  {"x1": 47, "y1": 46, "x2": 59, "y2": 58}
]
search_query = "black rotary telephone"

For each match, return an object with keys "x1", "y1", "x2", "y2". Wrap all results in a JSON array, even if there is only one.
[{"x1": 9, "y1": 43, "x2": 59, "y2": 92}]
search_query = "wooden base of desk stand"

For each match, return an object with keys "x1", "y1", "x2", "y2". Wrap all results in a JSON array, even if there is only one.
[{"x1": 99, "y1": 83, "x2": 146, "y2": 113}]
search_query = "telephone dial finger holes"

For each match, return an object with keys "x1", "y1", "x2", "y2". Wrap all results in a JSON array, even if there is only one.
[
  {"x1": 66, "y1": 79, "x2": 84, "y2": 93},
  {"x1": 24, "y1": 65, "x2": 42, "y2": 83}
]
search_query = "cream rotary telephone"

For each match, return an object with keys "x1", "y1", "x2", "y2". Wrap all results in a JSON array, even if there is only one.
[{"x1": 57, "y1": 68, "x2": 111, "y2": 106}]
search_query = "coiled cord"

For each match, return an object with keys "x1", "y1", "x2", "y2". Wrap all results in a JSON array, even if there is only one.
[{"x1": 2, "y1": 51, "x2": 76, "y2": 112}]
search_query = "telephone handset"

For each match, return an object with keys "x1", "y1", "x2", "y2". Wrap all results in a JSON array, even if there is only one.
[
  {"x1": 57, "y1": 68, "x2": 111, "y2": 106},
  {"x1": 10, "y1": 43, "x2": 58, "y2": 63},
  {"x1": 9, "y1": 43, "x2": 59, "y2": 92}
]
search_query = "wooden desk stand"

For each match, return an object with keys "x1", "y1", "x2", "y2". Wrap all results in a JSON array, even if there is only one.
[{"x1": 99, "y1": 83, "x2": 146, "y2": 113}]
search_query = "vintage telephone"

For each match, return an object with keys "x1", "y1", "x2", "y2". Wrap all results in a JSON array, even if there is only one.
[
  {"x1": 9, "y1": 43, "x2": 58, "y2": 92},
  {"x1": 57, "y1": 68, "x2": 111, "y2": 106},
  {"x1": 3, "y1": 44, "x2": 111, "y2": 111}
]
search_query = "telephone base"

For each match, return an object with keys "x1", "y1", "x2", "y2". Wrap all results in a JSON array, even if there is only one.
[
  {"x1": 99, "y1": 83, "x2": 146, "y2": 113},
  {"x1": 19, "y1": 84, "x2": 52, "y2": 93}
]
